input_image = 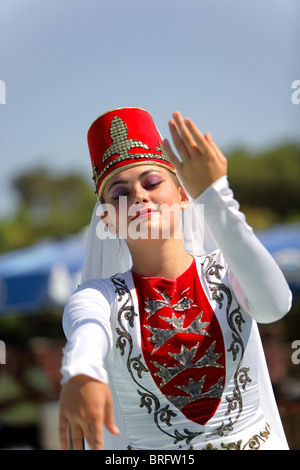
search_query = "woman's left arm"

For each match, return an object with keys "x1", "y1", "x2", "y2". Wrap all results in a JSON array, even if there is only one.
[
  {"x1": 196, "y1": 175, "x2": 292, "y2": 323},
  {"x1": 164, "y1": 112, "x2": 292, "y2": 323}
]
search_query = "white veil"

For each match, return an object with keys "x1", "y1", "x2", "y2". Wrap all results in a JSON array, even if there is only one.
[{"x1": 81, "y1": 191, "x2": 218, "y2": 281}]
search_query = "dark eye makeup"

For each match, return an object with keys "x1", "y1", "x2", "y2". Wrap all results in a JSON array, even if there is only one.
[
  {"x1": 110, "y1": 187, "x2": 129, "y2": 200},
  {"x1": 109, "y1": 172, "x2": 164, "y2": 200},
  {"x1": 143, "y1": 174, "x2": 163, "y2": 188}
]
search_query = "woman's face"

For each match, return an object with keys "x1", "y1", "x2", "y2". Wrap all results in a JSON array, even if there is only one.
[{"x1": 101, "y1": 165, "x2": 188, "y2": 241}]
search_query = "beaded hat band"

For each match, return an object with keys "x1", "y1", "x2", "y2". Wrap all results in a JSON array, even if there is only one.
[{"x1": 87, "y1": 107, "x2": 176, "y2": 198}]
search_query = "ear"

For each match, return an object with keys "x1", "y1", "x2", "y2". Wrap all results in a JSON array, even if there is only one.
[
  {"x1": 179, "y1": 186, "x2": 189, "y2": 210},
  {"x1": 100, "y1": 211, "x2": 109, "y2": 227}
]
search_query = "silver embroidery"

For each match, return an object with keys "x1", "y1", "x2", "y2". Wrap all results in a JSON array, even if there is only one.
[
  {"x1": 169, "y1": 376, "x2": 224, "y2": 409},
  {"x1": 199, "y1": 254, "x2": 252, "y2": 438},
  {"x1": 145, "y1": 288, "x2": 197, "y2": 319},
  {"x1": 102, "y1": 116, "x2": 150, "y2": 164},
  {"x1": 110, "y1": 274, "x2": 203, "y2": 446},
  {"x1": 151, "y1": 341, "x2": 223, "y2": 389},
  {"x1": 145, "y1": 310, "x2": 210, "y2": 353}
]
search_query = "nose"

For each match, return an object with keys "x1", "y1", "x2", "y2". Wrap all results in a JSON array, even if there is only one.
[{"x1": 133, "y1": 184, "x2": 150, "y2": 204}]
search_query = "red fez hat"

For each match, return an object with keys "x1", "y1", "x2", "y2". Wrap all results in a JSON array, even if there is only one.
[{"x1": 87, "y1": 107, "x2": 176, "y2": 198}]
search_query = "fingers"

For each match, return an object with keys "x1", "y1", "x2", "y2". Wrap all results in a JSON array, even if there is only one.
[
  {"x1": 69, "y1": 423, "x2": 85, "y2": 450},
  {"x1": 163, "y1": 111, "x2": 227, "y2": 198},
  {"x1": 165, "y1": 111, "x2": 212, "y2": 164},
  {"x1": 184, "y1": 118, "x2": 211, "y2": 155},
  {"x1": 169, "y1": 113, "x2": 194, "y2": 159},
  {"x1": 60, "y1": 417, "x2": 104, "y2": 450},
  {"x1": 86, "y1": 419, "x2": 104, "y2": 450},
  {"x1": 163, "y1": 112, "x2": 197, "y2": 170},
  {"x1": 104, "y1": 393, "x2": 120, "y2": 436},
  {"x1": 166, "y1": 117, "x2": 190, "y2": 163},
  {"x1": 86, "y1": 411, "x2": 119, "y2": 450},
  {"x1": 84, "y1": 404, "x2": 120, "y2": 450},
  {"x1": 59, "y1": 413, "x2": 70, "y2": 450},
  {"x1": 59, "y1": 413, "x2": 85, "y2": 450},
  {"x1": 174, "y1": 111, "x2": 211, "y2": 155},
  {"x1": 163, "y1": 137, "x2": 182, "y2": 171},
  {"x1": 204, "y1": 131, "x2": 226, "y2": 163}
]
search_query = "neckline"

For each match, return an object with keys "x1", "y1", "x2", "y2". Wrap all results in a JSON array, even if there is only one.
[{"x1": 131, "y1": 255, "x2": 195, "y2": 283}]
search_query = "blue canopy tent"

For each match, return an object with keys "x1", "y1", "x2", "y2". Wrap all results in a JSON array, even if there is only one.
[
  {"x1": 0, "y1": 222, "x2": 299, "y2": 316},
  {"x1": 0, "y1": 230, "x2": 86, "y2": 315},
  {"x1": 257, "y1": 223, "x2": 300, "y2": 298}
]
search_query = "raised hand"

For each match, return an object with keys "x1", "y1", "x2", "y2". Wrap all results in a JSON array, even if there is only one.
[{"x1": 163, "y1": 111, "x2": 227, "y2": 199}]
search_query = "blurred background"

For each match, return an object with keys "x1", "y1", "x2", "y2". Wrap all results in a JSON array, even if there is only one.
[{"x1": 0, "y1": 0, "x2": 299, "y2": 450}]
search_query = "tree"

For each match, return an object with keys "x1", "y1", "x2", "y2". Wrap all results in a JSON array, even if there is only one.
[
  {"x1": 227, "y1": 142, "x2": 300, "y2": 229},
  {"x1": 0, "y1": 168, "x2": 96, "y2": 253},
  {"x1": 0, "y1": 140, "x2": 300, "y2": 252}
]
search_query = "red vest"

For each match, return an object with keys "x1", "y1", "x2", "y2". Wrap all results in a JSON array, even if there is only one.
[{"x1": 133, "y1": 258, "x2": 225, "y2": 425}]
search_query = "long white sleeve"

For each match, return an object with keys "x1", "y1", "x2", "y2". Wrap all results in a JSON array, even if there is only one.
[
  {"x1": 195, "y1": 176, "x2": 292, "y2": 323},
  {"x1": 60, "y1": 281, "x2": 113, "y2": 384}
]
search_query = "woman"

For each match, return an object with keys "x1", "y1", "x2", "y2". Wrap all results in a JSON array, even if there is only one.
[{"x1": 59, "y1": 108, "x2": 292, "y2": 450}]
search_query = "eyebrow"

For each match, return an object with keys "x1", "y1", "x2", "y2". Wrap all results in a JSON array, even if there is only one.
[{"x1": 107, "y1": 169, "x2": 162, "y2": 192}]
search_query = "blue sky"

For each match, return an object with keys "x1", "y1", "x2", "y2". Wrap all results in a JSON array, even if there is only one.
[{"x1": 0, "y1": 0, "x2": 299, "y2": 219}]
